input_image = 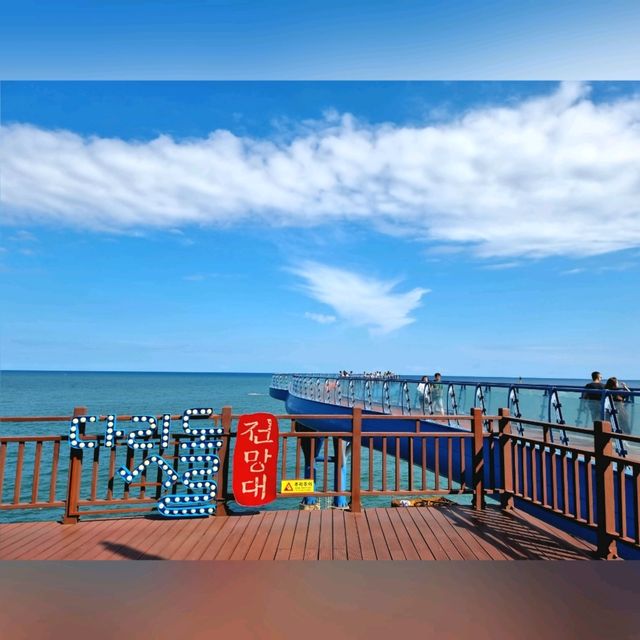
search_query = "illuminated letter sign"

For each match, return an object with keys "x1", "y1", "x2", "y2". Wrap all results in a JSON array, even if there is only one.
[
  {"x1": 115, "y1": 408, "x2": 223, "y2": 518},
  {"x1": 68, "y1": 408, "x2": 224, "y2": 518},
  {"x1": 233, "y1": 413, "x2": 279, "y2": 507}
]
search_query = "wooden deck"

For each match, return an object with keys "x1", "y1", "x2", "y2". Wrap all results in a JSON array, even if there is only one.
[{"x1": 0, "y1": 506, "x2": 598, "y2": 560}]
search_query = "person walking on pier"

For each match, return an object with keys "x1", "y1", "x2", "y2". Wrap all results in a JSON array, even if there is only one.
[
  {"x1": 416, "y1": 376, "x2": 429, "y2": 413},
  {"x1": 432, "y1": 372, "x2": 445, "y2": 415},
  {"x1": 582, "y1": 371, "x2": 605, "y2": 423}
]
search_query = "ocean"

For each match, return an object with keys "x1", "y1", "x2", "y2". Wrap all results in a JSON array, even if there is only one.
[{"x1": 0, "y1": 371, "x2": 282, "y2": 429}]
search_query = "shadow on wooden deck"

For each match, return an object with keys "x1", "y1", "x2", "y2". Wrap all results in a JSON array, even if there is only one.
[{"x1": 0, "y1": 505, "x2": 597, "y2": 561}]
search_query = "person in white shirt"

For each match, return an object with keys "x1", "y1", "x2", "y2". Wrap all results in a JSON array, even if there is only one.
[
  {"x1": 432, "y1": 372, "x2": 445, "y2": 415},
  {"x1": 416, "y1": 375, "x2": 429, "y2": 413}
]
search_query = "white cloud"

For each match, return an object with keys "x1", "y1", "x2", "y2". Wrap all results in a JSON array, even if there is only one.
[
  {"x1": 304, "y1": 312, "x2": 337, "y2": 324},
  {"x1": 2, "y1": 82, "x2": 640, "y2": 258},
  {"x1": 481, "y1": 262, "x2": 520, "y2": 270},
  {"x1": 293, "y1": 262, "x2": 428, "y2": 334},
  {"x1": 10, "y1": 230, "x2": 38, "y2": 242}
]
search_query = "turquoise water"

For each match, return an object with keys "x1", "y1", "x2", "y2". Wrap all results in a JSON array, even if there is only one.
[{"x1": 0, "y1": 371, "x2": 282, "y2": 429}]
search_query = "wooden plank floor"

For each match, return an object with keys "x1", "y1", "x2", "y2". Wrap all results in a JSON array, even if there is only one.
[{"x1": 0, "y1": 506, "x2": 597, "y2": 561}]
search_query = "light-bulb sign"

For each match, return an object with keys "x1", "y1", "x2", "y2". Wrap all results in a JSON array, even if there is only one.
[{"x1": 69, "y1": 408, "x2": 223, "y2": 519}]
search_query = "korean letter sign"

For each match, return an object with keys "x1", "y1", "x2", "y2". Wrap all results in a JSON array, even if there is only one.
[{"x1": 233, "y1": 413, "x2": 279, "y2": 507}]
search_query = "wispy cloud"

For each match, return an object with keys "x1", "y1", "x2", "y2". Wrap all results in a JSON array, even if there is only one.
[
  {"x1": 9, "y1": 230, "x2": 38, "y2": 242},
  {"x1": 182, "y1": 271, "x2": 240, "y2": 281},
  {"x1": 292, "y1": 262, "x2": 428, "y2": 334},
  {"x1": 3, "y1": 82, "x2": 640, "y2": 259},
  {"x1": 304, "y1": 311, "x2": 337, "y2": 324},
  {"x1": 561, "y1": 261, "x2": 637, "y2": 275},
  {"x1": 481, "y1": 262, "x2": 520, "y2": 270},
  {"x1": 597, "y1": 262, "x2": 638, "y2": 273}
]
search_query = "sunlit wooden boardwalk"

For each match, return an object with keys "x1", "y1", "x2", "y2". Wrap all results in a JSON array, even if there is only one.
[{"x1": 0, "y1": 506, "x2": 597, "y2": 561}]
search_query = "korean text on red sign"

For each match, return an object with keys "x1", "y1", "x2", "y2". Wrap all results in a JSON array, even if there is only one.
[{"x1": 232, "y1": 413, "x2": 279, "y2": 507}]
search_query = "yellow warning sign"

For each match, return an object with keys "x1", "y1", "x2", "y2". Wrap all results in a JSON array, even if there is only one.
[{"x1": 281, "y1": 479, "x2": 314, "y2": 493}]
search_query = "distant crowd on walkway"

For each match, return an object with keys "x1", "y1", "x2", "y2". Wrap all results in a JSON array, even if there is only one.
[{"x1": 338, "y1": 370, "x2": 399, "y2": 379}]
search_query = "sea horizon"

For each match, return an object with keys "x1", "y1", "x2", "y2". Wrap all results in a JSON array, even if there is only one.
[{"x1": 4, "y1": 369, "x2": 637, "y2": 381}]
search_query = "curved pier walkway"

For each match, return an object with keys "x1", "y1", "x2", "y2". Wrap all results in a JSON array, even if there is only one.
[{"x1": 0, "y1": 506, "x2": 596, "y2": 561}]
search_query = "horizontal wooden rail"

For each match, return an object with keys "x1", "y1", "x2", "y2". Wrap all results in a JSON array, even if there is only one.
[
  {"x1": 0, "y1": 414, "x2": 187, "y2": 423},
  {"x1": 506, "y1": 416, "x2": 594, "y2": 435},
  {"x1": 0, "y1": 435, "x2": 69, "y2": 443},
  {"x1": 0, "y1": 416, "x2": 77, "y2": 423}
]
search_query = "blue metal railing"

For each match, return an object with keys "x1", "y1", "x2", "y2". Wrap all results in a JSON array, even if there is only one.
[{"x1": 271, "y1": 373, "x2": 639, "y2": 451}]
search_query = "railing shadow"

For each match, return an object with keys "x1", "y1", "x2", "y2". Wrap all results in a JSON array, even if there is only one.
[{"x1": 442, "y1": 506, "x2": 594, "y2": 560}]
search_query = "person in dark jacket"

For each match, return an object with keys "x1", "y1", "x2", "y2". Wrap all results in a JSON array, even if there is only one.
[{"x1": 582, "y1": 371, "x2": 605, "y2": 423}]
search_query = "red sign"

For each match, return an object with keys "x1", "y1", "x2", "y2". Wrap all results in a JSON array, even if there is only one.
[{"x1": 232, "y1": 413, "x2": 279, "y2": 507}]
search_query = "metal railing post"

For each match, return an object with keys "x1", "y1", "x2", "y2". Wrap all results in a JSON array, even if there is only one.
[
  {"x1": 594, "y1": 419, "x2": 618, "y2": 559},
  {"x1": 498, "y1": 408, "x2": 514, "y2": 510},
  {"x1": 215, "y1": 406, "x2": 233, "y2": 517},
  {"x1": 471, "y1": 407, "x2": 485, "y2": 510},
  {"x1": 350, "y1": 407, "x2": 362, "y2": 513},
  {"x1": 61, "y1": 405, "x2": 87, "y2": 524}
]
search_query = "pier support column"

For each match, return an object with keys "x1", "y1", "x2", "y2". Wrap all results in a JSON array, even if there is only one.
[{"x1": 298, "y1": 421, "x2": 320, "y2": 508}]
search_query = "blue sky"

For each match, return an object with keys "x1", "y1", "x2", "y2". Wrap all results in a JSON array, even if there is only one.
[
  {"x1": 2, "y1": 81, "x2": 639, "y2": 378},
  {"x1": 1, "y1": 1, "x2": 640, "y2": 79}
]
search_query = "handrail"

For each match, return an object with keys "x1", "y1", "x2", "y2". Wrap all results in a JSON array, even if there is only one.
[
  {"x1": 271, "y1": 373, "x2": 640, "y2": 393},
  {"x1": 271, "y1": 374, "x2": 640, "y2": 446}
]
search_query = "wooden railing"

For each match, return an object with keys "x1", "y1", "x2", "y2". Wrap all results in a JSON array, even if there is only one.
[
  {"x1": 2, "y1": 405, "x2": 639, "y2": 558},
  {"x1": 495, "y1": 407, "x2": 640, "y2": 559},
  {"x1": 0, "y1": 407, "x2": 489, "y2": 519},
  {"x1": 277, "y1": 408, "x2": 493, "y2": 511}
]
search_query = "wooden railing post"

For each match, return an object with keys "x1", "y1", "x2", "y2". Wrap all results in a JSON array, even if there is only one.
[
  {"x1": 61, "y1": 406, "x2": 87, "y2": 524},
  {"x1": 215, "y1": 406, "x2": 233, "y2": 517},
  {"x1": 350, "y1": 407, "x2": 362, "y2": 513},
  {"x1": 498, "y1": 408, "x2": 514, "y2": 510},
  {"x1": 471, "y1": 408, "x2": 485, "y2": 510},
  {"x1": 594, "y1": 419, "x2": 618, "y2": 559}
]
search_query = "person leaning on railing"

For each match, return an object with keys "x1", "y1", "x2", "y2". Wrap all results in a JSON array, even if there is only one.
[{"x1": 605, "y1": 376, "x2": 632, "y2": 435}]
